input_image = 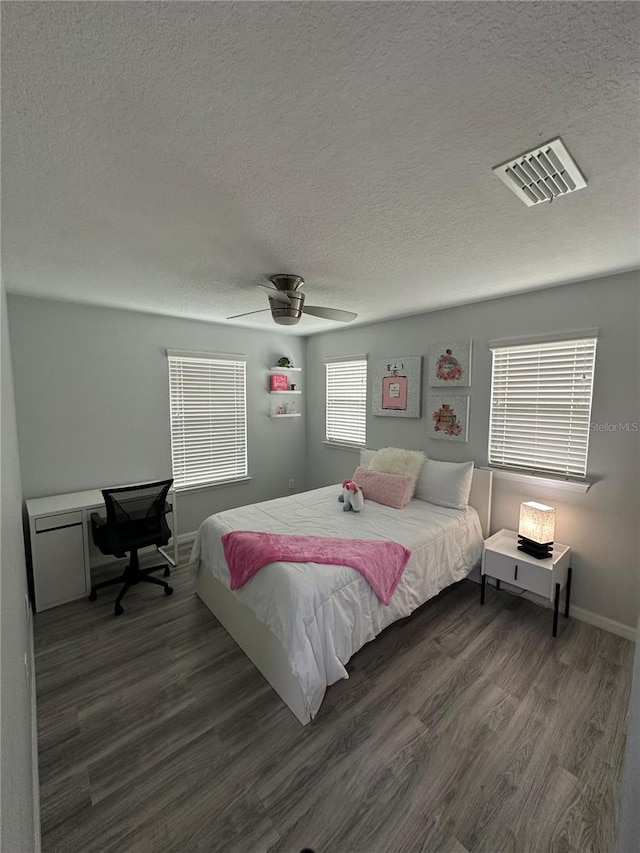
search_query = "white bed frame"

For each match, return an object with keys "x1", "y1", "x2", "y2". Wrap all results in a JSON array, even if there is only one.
[{"x1": 195, "y1": 466, "x2": 493, "y2": 725}]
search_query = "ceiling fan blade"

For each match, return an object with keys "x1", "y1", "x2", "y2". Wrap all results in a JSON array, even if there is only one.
[
  {"x1": 257, "y1": 284, "x2": 292, "y2": 305},
  {"x1": 303, "y1": 305, "x2": 358, "y2": 323},
  {"x1": 226, "y1": 308, "x2": 272, "y2": 319}
]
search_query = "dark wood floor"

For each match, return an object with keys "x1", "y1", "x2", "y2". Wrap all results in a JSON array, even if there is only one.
[{"x1": 34, "y1": 546, "x2": 634, "y2": 853}]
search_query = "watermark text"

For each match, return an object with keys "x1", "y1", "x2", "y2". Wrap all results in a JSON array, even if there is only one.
[{"x1": 590, "y1": 422, "x2": 639, "y2": 432}]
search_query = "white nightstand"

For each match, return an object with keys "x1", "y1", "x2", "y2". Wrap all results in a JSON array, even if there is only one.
[{"x1": 481, "y1": 529, "x2": 572, "y2": 637}]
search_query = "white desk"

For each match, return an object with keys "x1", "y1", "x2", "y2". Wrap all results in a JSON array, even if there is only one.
[{"x1": 26, "y1": 486, "x2": 178, "y2": 612}]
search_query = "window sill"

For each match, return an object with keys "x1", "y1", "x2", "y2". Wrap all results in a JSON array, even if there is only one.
[
  {"x1": 322, "y1": 440, "x2": 365, "y2": 452},
  {"x1": 489, "y1": 468, "x2": 592, "y2": 493},
  {"x1": 175, "y1": 476, "x2": 252, "y2": 494}
]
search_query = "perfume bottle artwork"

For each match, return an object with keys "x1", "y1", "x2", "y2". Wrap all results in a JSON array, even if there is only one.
[{"x1": 381, "y1": 362, "x2": 408, "y2": 411}]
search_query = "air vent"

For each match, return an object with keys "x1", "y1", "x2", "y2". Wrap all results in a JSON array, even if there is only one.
[{"x1": 492, "y1": 138, "x2": 587, "y2": 207}]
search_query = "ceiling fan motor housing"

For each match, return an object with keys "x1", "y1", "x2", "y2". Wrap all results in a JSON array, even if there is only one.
[
  {"x1": 269, "y1": 291, "x2": 305, "y2": 325},
  {"x1": 269, "y1": 274, "x2": 304, "y2": 292}
]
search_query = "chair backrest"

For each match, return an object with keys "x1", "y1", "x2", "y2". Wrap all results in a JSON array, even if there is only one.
[{"x1": 101, "y1": 479, "x2": 174, "y2": 550}]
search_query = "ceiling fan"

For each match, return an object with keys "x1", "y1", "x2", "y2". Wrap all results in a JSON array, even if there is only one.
[{"x1": 227, "y1": 275, "x2": 358, "y2": 326}]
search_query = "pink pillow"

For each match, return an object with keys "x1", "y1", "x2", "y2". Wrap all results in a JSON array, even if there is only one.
[{"x1": 352, "y1": 466, "x2": 415, "y2": 509}]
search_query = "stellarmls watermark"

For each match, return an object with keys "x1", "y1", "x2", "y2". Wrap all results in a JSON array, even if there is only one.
[{"x1": 590, "y1": 422, "x2": 639, "y2": 432}]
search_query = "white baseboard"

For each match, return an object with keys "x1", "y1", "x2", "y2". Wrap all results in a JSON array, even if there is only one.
[
  {"x1": 519, "y1": 590, "x2": 636, "y2": 642},
  {"x1": 469, "y1": 575, "x2": 637, "y2": 642},
  {"x1": 569, "y1": 605, "x2": 637, "y2": 642}
]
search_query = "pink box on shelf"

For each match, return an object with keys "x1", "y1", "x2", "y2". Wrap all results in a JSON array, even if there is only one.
[{"x1": 270, "y1": 374, "x2": 289, "y2": 391}]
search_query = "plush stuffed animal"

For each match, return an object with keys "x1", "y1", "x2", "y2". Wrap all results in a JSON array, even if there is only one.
[
  {"x1": 338, "y1": 478, "x2": 352, "y2": 508},
  {"x1": 338, "y1": 478, "x2": 365, "y2": 512},
  {"x1": 347, "y1": 481, "x2": 364, "y2": 512}
]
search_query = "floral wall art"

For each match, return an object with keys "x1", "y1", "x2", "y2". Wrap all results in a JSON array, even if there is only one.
[
  {"x1": 428, "y1": 340, "x2": 472, "y2": 387},
  {"x1": 372, "y1": 356, "x2": 422, "y2": 418},
  {"x1": 428, "y1": 395, "x2": 469, "y2": 442}
]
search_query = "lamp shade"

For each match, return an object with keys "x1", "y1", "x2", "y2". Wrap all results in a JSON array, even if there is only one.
[{"x1": 518, "y1": 501, "x2": 556, "y2": 544}]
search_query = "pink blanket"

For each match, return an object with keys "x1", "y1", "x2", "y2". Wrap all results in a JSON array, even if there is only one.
[{"x1": 221, "y1": 531, "x2": 411, "y2": 605}]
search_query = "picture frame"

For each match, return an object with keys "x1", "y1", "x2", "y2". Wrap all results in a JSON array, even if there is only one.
[
  {"x1": 428, "y1": 340, "x2": 472, "y2": 387},
  {"x1": 372, "y1": 356, "x2": 422, "y2": 418},
  {"x1": 270, "y1": 374, "x2": 289, "y2": 391},
  {"x1": 428, "y1": 395, "x2": 470, "y2": 442}
]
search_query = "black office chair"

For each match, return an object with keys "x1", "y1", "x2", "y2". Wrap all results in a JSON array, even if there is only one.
[{"x1": 89, "y1": 479, "x2": 174, "y2": 616}]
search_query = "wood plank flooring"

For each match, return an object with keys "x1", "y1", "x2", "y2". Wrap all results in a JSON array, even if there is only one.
[{"x1": 34, "y1": 547, "x2": 635, "y2": 853}]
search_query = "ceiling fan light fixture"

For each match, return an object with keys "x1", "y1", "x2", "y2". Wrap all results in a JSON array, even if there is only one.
[
  {"x1": 269, "y1": 291, "x2": 304, "y2": 325},
  {"x1": 271, "y1": 312, "x2": 302, "y2": 326}
]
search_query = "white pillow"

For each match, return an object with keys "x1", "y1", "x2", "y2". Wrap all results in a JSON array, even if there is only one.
[
  {"x1": 360, "y1": 448, "x2": 375, "y2": 469},
  {"x1": 415, "y1": 459, "x2": 474, "y2": 509},
  {"x1": 369, "y1": 447, "x2": 426, "y2": 480}
]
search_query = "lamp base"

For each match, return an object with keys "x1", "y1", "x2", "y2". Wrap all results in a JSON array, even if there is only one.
[{"x1": 517, "y1": 536, "x2": 553, "y2": 560}]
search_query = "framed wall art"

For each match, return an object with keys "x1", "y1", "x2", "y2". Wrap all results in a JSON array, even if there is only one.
[
  {"x1": 270, "y1": 374, "x2": 289, "y2": 391},
  {"x1": 428, "y1": 340, "x2": 472, "y2": 387},
  {"x1": 428, "y1": 395, "x2": 469, "y2": 441},
  {"x1": 372, "y1": 356, "x2": 422, "y2": 418}
]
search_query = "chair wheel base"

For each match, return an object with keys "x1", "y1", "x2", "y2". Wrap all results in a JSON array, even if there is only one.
[
  {"x1": 89, "y1": 589, "x2": 97, "y2": 602},
  {"x1": 164, "y1": 586, "x2": 174, "y2": 596},
  {"x1": 114, "y1": 603, "x2": 124, "y2": 616},
  {"x1": 163, "y1": 567, "x2": 171, "y2": 578}
]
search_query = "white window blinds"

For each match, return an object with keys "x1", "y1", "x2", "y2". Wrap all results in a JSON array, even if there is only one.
[
  {"x1": 167, "y1": 350, "x2": 247, "y2": 489},
  {"x1": 489, "y1": 335, "x2": 597, "y2": 479},
  {"x1": 325, "y1": 357, "x2": 367, "y2": 446}
]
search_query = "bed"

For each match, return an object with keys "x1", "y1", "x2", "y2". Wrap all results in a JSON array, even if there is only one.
[{"x1": 192, "y1": 452, "x2": 492, "y2": 724}]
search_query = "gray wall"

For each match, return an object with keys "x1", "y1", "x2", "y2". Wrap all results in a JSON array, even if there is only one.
[
  {"x1": 8, "y1": 297, "x2": 307, "y2": 535},
  {"x1": 1, "y1": 282, "x2": 40, "y2": 850},
  {"x1": 306, "y1": 270, "x2": 640, "y2": 630},
  {"x1": 7, "y1": 273, "x2": 640, "y2": 629}
]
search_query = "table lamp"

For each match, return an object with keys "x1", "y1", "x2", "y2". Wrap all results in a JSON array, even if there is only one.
[{"x1": 517, "y1": 501, "x2": 556, "y2": 559}]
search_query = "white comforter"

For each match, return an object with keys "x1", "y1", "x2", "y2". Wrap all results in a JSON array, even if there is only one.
[{"x1": 192, "y1": 485, "x2": 482, "y2": 718}]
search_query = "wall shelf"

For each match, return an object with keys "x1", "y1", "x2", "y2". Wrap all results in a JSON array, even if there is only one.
[{"x1": 269, "y1": 364, "x2": 302, "y2": 417}]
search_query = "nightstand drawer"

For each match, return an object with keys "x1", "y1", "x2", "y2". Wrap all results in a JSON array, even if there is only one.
[{"x1": 484, "y1": 550, "x2": 552, "y2": 598}]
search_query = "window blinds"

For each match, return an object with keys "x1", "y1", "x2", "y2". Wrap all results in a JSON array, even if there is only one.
[
  {"x1": 325, "y1": 357, "x2": 367, "y2": 446},
  {"x1": 167, "y1": 351, "x2": 247, "y2": 489},
  {"x1": 489, "y1": 336, "x2": 597, "y2": 479}
]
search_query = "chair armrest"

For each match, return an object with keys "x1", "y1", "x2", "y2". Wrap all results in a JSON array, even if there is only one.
[{"x1": 90, "y1": 511, "x2": 106, "y2": 529}]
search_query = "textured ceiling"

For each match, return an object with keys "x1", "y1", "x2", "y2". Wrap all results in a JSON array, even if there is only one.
[{"x1": 2, "y1": 2, "x2": 639, "y2": 335}]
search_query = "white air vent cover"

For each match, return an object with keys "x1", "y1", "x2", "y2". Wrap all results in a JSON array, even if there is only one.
[{"x1": 492, "y1": 138, "x2": 587, "y2": 207}]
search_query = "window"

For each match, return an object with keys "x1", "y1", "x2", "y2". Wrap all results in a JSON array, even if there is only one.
[
  {"x1": 488, "y1": 333, "x2": 597, "y2": 480},
  {"x1": 325, "y1": 356, "x2": 367, "y2": 446},
  {"x1": 167, "y1": 350, "x2": 247, "y2": 489}
]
